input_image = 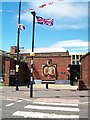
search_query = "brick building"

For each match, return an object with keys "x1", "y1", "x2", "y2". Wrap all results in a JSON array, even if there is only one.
[
  {"x1": 4, "y1": 57, "x2": 29, "y2": 85},
  {"x1": 80, "y1": 52, "x2": 90, "y2": 89},
  {"x1": 0, "y1": 50, "x2": 10, "y2": 83},
  {"x1": 2, "y1": 46, "x2": 71, "y2": 85},
  {"x1": 16, "y1": 47, "x2": 71, "y2": 83}
]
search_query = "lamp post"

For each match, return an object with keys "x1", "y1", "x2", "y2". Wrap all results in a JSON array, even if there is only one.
[
  {"x1": 16, "y1": 0, "x2": 21, "y2": 91},
  {"x1": 30, "y1": 11, "x2": 36, "y2": 97}
]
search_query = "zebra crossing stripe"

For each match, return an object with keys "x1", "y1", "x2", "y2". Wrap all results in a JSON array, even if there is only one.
[
  {"x1": 12, "y1": 111, "x2": 79, "y2": 118},
  {"x1": 24, "y1": 105, "x2": 79, "y2": 112},
  {"x1": 6, "y1": 103, "x2": 14, "y2": 107},
  {"x1": 33, "y1": 101, "x2": 79, "y2": 106},
  {"x1": 16, "y1": 100, "x2": 22, "y2": 103}
]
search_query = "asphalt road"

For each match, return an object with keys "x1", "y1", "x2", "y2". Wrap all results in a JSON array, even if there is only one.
[
  {"x1": 0, "y1": 86, "x2": 89, "y2": 119},
  {"x1": 1, "y1": 95, "x2": 89, "y2": 119}
]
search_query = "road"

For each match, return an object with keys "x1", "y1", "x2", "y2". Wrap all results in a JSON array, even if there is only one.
[
  {"x1": 0, "y1": 86, "x2": 89, "y2": 119},
  {"x1": 1, "y1": 96, "x2": 89, "y2": 119}
]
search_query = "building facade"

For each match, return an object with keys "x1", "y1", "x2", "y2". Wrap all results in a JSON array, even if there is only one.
[
  {"x1": 19, "y1": 47, "x2": 71, "y2": 82},
  {"x1": 3, "y1": 46, "x2": 89, "y2": 86},
  {"x1": 2, "y1": 46, "x2": 71, "y2": 85},
  {"x1": 0, "y1": 50, "x2": 9, "y2": 83},
  {"x1": 80, "y1": 52, "x2": 90, "y2": 89}
]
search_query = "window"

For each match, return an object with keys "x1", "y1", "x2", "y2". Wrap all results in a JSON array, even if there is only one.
[
  {"x1": 76, "y1": 61, "x2": 79, "y2": 65},
  {"x1": 76, "y1": 55, "x2": 79, "y2": 59},
  {"x1": 72, "y1": 55, "x2": 75, "y2": 59},
  {"x1": 72, "y1": 61, "x2": 75, "y2": 65},
  {"x1": 80, "y1": 55, "x2": 82, "y2": 58}
]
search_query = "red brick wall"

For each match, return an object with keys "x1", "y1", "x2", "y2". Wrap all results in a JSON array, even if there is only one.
[
  {"x1": 28, "y1": 56, "x2": 71, "y2": 80},
  {"x1": 4, "y1": 57, "x2": 30, "y2": 85},
  {"x1": 4, "y1": 49, "x2": 71, "y2": 85},
  {"x1": 81, "y1": 53, "x2": 90, "y2": 87},
  {"x1": 4, "y1": 58, "x2": 10, "y2": 85}
]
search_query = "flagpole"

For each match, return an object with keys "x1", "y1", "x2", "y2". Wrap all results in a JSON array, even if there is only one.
[
  {"x1": 16, "y1": 0, "x2": 21, "y2": 91},
  {"x1": 30, "y1": 11, "x2": 36, "y2": 97}
]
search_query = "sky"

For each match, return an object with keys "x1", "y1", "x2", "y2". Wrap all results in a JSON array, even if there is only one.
[{"x1": 0, "y1": 0, "x2": 89, "y2": 53}]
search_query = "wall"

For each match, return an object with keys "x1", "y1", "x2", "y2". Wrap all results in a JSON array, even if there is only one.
[
  {"x1": 27, "y1": 55, "x2": 71, "y2": 80},
  {"x1": 4, "y1": 57, "x2": 30, "y2": 85},
  {"x1": 4, "y1": 57, "x2": 10, "y2": 85},
  {"x1": 81, "y1": 53, "x2": 90, "y2": 88},
  {"x1": 3, "y1": 46, "x2": 71, "y2": 85}
]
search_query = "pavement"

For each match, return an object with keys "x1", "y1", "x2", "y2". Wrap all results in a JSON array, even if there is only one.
[{"x1": 0, "y1": 84, "x2": 89, "y2": 103}]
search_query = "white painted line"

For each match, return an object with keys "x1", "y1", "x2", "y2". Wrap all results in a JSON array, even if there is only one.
[
  {"x1": 16, "y1": 100, "x2": 22, "y2": 103},
  {"x1": 33, "y1": 101, "x2": 79, "y2": 107},
  {"x1": 79, "y1": 102, "x2": 89, "y2": 104},
  {"x1": 19, "y1": 98, "x2": 32, "y2": 101},
  {"x1": 6, "y1": 103, "x2": 14, "y2": 107},
  {"x1": 25, "y1": 105, "x2": 79, "y2": 112},
  {"x1": 12, "y1": 111, "x2": 79, "y2": 118}
]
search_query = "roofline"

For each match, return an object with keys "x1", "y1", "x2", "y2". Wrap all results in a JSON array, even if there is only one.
[{"x1": 80, "y1": 52, "x2": 90, "y2": 61}]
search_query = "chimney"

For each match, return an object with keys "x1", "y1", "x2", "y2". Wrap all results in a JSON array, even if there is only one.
[{"x1": 10, "y1": 46, "x2": 17, "y2": 54}]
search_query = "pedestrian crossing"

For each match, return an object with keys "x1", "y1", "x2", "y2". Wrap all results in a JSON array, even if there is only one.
[
  {"x1": 12, "y1": 111, "x2": 79, "y2": 119},
  {"x1": 24, "y1": 104, "x2": 79, "y2": 112},
  {"x1": 12, "y1": 100, "x2": 80, "y2": 119}
]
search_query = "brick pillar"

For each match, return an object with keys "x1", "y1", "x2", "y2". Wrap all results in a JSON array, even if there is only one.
[
  {"x1": 4, "y1": 59, "x2": 10, "y2": 85},
  {"x1": 10, "y1": 46, "x2": 17, "y2": 54}
]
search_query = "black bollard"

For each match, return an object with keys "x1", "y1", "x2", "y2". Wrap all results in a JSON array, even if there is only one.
[{"x1": 46, "y1": 83, "x2": 48, "y2": 89}]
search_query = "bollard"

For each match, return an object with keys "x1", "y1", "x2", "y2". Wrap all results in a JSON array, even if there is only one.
[
  {"x1": 78, "y1": 79, "x2": 83, "y2": 90},
  {"x1": 46, "y1": 83, "x2": 48, "y2": 89}
]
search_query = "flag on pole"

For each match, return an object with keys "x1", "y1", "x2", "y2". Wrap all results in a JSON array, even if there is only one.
[
  {"x1": 36, "y1": 16, "x2": 54, "y2": 26},
  {"x1": 39, "y1": 4, "x2": 46, "y2": 8},
  {"x1": 44, "y1": 18, "x2": 54, "y2": 26},
  {"x1": 18, "y1": 24, "x2": 25, "y2": 30},
  {"x1": 36, "y1": 16, "x2": 44, "y2": 25}
]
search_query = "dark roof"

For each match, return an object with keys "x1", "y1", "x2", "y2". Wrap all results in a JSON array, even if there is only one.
[{"x1": 80, "y1": 52, "x2": 90, "y2": 61}]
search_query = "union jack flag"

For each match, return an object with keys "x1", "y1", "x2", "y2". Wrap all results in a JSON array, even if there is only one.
[
  {"x1": 18, "y1": 24, "x2": 25, "y2": 30},
  {"x1": 36, "y1": 16, "x2": 54, "y2": 26},
  {"x1": 36, "y1": 16, "x2": 44, "y2": 25}
]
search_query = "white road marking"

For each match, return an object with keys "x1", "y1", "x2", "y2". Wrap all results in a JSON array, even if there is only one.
[
  {"x1": 35, "y1": 98, "x2": 79, "y2": 104},
  {"x1": 16, "y1": 100, "x2": 22, "y2": 103},
  {"x1": 12, "y1": 111, "x2": 79, "y2": 118},
  {"x1": 33, "y1": 101, "x2": 79, "y2": 107},
  {"x1": 19, "y1": 98, "x2": 32, "y2": 101},
  {"x1": 25, "y1": 105, "x2": 79, "y2": 112},
  {"x1": 6, "y1": 103, "x2": 14, "y2": 107},
  {"x1": 79, "y1": 102, "x2": 89, "y2": 104}
]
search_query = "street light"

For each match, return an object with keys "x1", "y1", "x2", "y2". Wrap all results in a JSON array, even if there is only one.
[
  {"x1": 16, "y1": 0, "x2": 21, "y2": 91},
  {"x1": 30, "y1": 11, "x2": 36, "y2": 97}
]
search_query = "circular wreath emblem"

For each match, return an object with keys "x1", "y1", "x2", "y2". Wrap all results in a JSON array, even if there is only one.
[
  {"x1": 43, "y1": 67, "x2": 49, "y2": 76},
  {"x1": 43, "y1": 65, "x2": 56, "y2": 77}
]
